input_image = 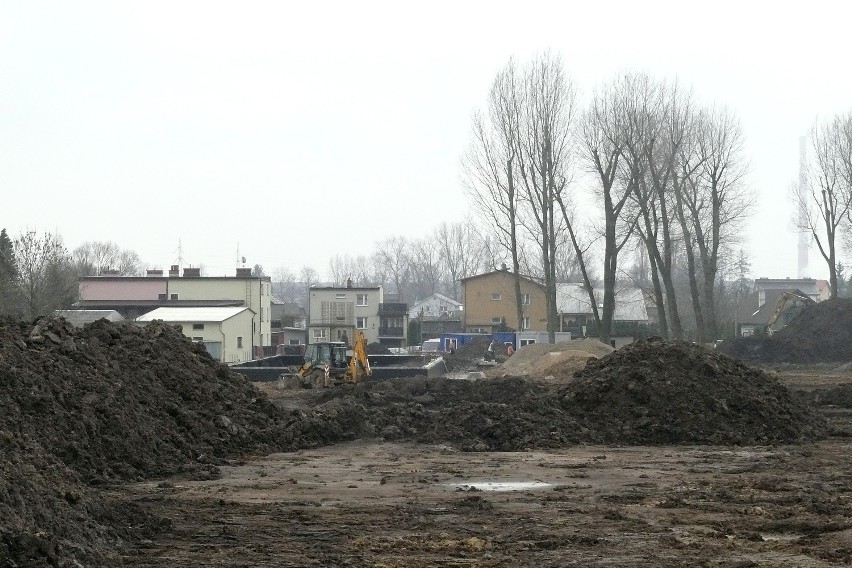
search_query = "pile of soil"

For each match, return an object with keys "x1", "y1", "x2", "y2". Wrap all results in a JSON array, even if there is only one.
[
  {"x1": 720, "y1": 297, "x2": 852, "y2": 363},
  {"x1": 563, "y1": 337, "x2": 828, "y2": 444},
  {"x1": 488, "y1": 338, "x2": 614, "y2": 382},
  {"x1": 1, "y1": 318, "x2": 829, "y2": 566},
  {"x1": 310, "y1": 338, "x2": 826, "y2": 449},
  {"x1": 0, "y1": 316, "x2": 330, "y2": 567}
]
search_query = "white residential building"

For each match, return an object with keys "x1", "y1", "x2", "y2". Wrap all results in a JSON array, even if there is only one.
[{"x1": 136, "y1": 306, "x2": 255, "y2": 363}]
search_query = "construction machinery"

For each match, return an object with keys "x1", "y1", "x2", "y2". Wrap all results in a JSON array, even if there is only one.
[
  {"x1": 279, "y1": 330, "x2": 372, "y2": 388},
  {"x1": 764, "y1": 291, "x2": 814, "y2": 335}
]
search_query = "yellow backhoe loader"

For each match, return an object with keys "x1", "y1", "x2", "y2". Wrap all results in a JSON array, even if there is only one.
[{"x1": 279, "y1": 330, "x2": 372, "y2": 388}]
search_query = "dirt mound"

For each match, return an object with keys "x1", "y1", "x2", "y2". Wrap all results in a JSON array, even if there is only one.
[
  {"x1": 489, "y1": 338, "x2": 614, "y2": 381},
  {"x1": 720, "y1": 298, "x2": 852, "y2": 363},
  {"x1": 307, "y1": 338, "x2": 826, "y2": 449},
  {"x1": 2, "y1": 317, "x2": 829, "y2": 566},
  {"x1": 0, "y1": 316, "x2": 327, "y2": 567},
  {"x1": 564, "y1": 338, "x2": 828, "y2": 444}
]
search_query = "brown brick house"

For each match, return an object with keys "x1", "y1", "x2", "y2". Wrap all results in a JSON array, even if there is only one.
[{"x1": 460, "y1": 268, "x2": 547, "y2": 332}]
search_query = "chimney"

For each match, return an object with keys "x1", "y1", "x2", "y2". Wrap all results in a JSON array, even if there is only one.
[
  {"x1": 101, "y1": 268, "x2": 120, "y2": 276},
  {"x1": 169, "y1": 265, "x2": 180, "y2": 277},
  {"x1": 146, "y1": 269, "x2": 164, "y2": 277},
  {"x1": 346, "y1": 277, "x2": 353, "y2": 288},
  {"x1": 183, "y1": 267, "x2": 201, "y2": 277},
  {"x1": 236, "y1": 267, "x2": 252, "y2": 278}
]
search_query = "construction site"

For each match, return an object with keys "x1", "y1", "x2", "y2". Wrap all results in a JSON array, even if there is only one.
[{"x1": 4, "y1": 300, "x2": 852, "y2": 567}]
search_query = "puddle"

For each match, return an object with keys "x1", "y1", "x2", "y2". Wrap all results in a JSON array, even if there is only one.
[
  {"x1": 445, "y1": 481, "x2": 552, "y2": 492},
  {"x1": 760, "y1": 533, "x2": 802, "y2": 542}
]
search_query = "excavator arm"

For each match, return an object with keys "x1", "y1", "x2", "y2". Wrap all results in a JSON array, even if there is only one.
[{"x1": 347, "y1": 331, "x2": 372, "y2": 383}]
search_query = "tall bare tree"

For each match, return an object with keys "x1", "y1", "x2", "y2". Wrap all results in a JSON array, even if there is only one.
[
  {"x1": 681, "y1": 105, "x2": 750, "y2": 341},
  {"x1": 513, "y1": 51, "x2": 578, "y2": 341},
  {"x1": 463, "y1": 58, "x2": 526, "y2": 330},
  {"x1": 795, "y1": 114, "x2": 851, "y2": 297},
  {"x1": 580, "y1": 74, "x2": 637, "y2": 344}
]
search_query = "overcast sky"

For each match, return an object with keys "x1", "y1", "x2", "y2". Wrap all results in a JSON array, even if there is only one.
[{"x1": 2, "y1": 0, "x2": 850, "y2": 282}]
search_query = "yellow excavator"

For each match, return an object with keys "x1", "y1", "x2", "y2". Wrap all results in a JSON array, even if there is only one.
[{"x1": 279, "y1": 330, "x2": 372, "y2": 388}]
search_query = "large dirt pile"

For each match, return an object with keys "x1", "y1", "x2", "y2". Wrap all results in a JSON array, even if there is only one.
[
  {"x1": 310, "y1": 338, "x2": 826, "y2": 449},
  {"x1": 489, "y1": 338, "x2": 614, "y2": 381},
  {"x1": 1, "y1": 318, "x2": 829, "y2": 566},
  {"x1": 720, "y1": 297, "x2": 852, "y2": 363},
  {"x1": 564, "y1": 338, "x2": 828, "y2": 444},
  {"x1": 0, "y1": 316, "x2": 334, "y2": 567}
]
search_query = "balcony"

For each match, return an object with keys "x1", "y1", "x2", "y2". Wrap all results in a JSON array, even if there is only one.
[
  {"x1": 378, "y1": 326, "x2": 405, "y2": 338},
  {"x1": 378, "y1": 302, "x2": 407, "y2": 317}
]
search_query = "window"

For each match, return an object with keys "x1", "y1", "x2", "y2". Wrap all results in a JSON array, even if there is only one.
[
  {"x1": 491, "y1": 317, "x2": 502, "y2": 324},
  {"x1": 356, "y1": 317, "x2": 367, "y2": 329},
  {"x1": 313, "y1": 328, "x2": 327, "y2": 339},
  {"x1": 520, "y1": 338, "x2": 536, "y2": 347},
  {"x1": 192, "y1": 336, "x2": 203, "y2": 342},
  {"x1": 237, "y1": 337, "x2": 243, "y2": 348},
  {"x1": 158, "y1": 293, "x2": 167, "y2": 300},
  {"x1": 356, "y1": 293, "x2": 368, "y2": 306},
  {"x1": 192, "y1": 323, "x2": 204, "y2": 331},
  {"x1": 170, "y1": 293, "x2": 178, "y2": 300},
  {"x1": 491, "y1": 293, "x2": 501, "y2": 301},
  {"x1": 288, "y1": 339, "x2": 301, "y2": 346},
  {"x1": 522, "y1": 317, "x2": 530, "y2": 330},
  {"x1": 521, "y1": 293, "x2": 531, "y2": 305},
  {"x1": 335, "y1": 293, "x2": 346, "y2": 300}
]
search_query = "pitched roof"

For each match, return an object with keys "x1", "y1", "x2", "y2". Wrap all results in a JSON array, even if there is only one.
[
  {"x1": 460, "y1": 269, "x2": 543, "y2": 287},
  {"x1": 53, "y1": 309, "x2": 124, "y2": 327},
  {"x1": 136, "y1": 306, "x2": 253, "y2": 323}
]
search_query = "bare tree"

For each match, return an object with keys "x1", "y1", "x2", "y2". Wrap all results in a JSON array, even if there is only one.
[
  {"x1": 513, "y1": 50, "x2": 578, "y2": 341},
  {"x1": 465, "y1": 52, "x2": 577, "y2": 339},
  {"x1": 796, "y1": 114, "x2": 852, "y2": 297},
  {"x1": 434, "y1": 221, "x2": 488, "y2": 300},
  {"x1": 13, "y1": 230, "x2": 77, "y2": 318},
  {"x1": 373, "y1": 235, "x2": 412, "y2": 301},
  {"x1": 117, "y1": 250, "x2": 142, "y2": 275},
  {"x1": 580, "y1": 75, "x2": 637, "y2": 344},
  {"x1": 678, "y1": 105, "x2": 750, "y2": 341},
  {"x1": 409, "y1": 236, "x2": 446, "y2": 302},
  {"x1": 462, "y1": 57, "x2": 526, "y2": 330}
]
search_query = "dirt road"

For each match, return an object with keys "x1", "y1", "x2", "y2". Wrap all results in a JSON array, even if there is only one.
[{"x1": 117, "y1": 373, "x2": 852, "y2": 567}]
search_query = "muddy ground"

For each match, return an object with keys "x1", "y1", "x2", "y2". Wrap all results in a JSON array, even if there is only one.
[
  {"x1": 118, "y1": 369, "x2": 852, "y2": 568},
  {"x1": 3, "y1": 316, "x2": 852, "y2": 567}
]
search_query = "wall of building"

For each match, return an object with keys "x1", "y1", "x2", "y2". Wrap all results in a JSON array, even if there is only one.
[
  {"x1": 168, "y1": 277, "x2": 271, "y2": 347},
  {"x1": 462, "y1": 271, "x2": 547, "y2": 332},
  {"x1": 307, "y1": 286, "x2": 383, "y2": 345},
  {"x1": 78, "y1": 278, "x2": 166, "y2": 300},
  {"x1": 159, "y1": 310, "x2": 254, "y2": 363}
]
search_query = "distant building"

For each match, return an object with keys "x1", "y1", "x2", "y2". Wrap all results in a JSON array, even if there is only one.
[
  {"x1": 52, "y1": 309, "x2": 124, "y2": 327},
  {"x1": 271, "y1": 297, "x2": 307, "y2": 351},
  {"x1": 76, "y1": 265, "x2": 271, "y2": 356},
  {"x1": 753, "y1": 278, "x2": 829, "y2": 303},
  {"x1": 136, "y1": 306, "x2": 255, "y2": 363},
  {"x1": 408, "y1": 293, "x2": 463, "y2": 340}
]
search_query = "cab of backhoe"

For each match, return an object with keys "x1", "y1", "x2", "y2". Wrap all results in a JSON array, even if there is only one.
[{"x1": 304, "y1": 342, "x2": 348, "y2": 368}]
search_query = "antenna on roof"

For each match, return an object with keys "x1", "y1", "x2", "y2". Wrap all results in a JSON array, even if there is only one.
[{"x1": 174, "y1": 238, "x2": 184, "y2": 267}]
